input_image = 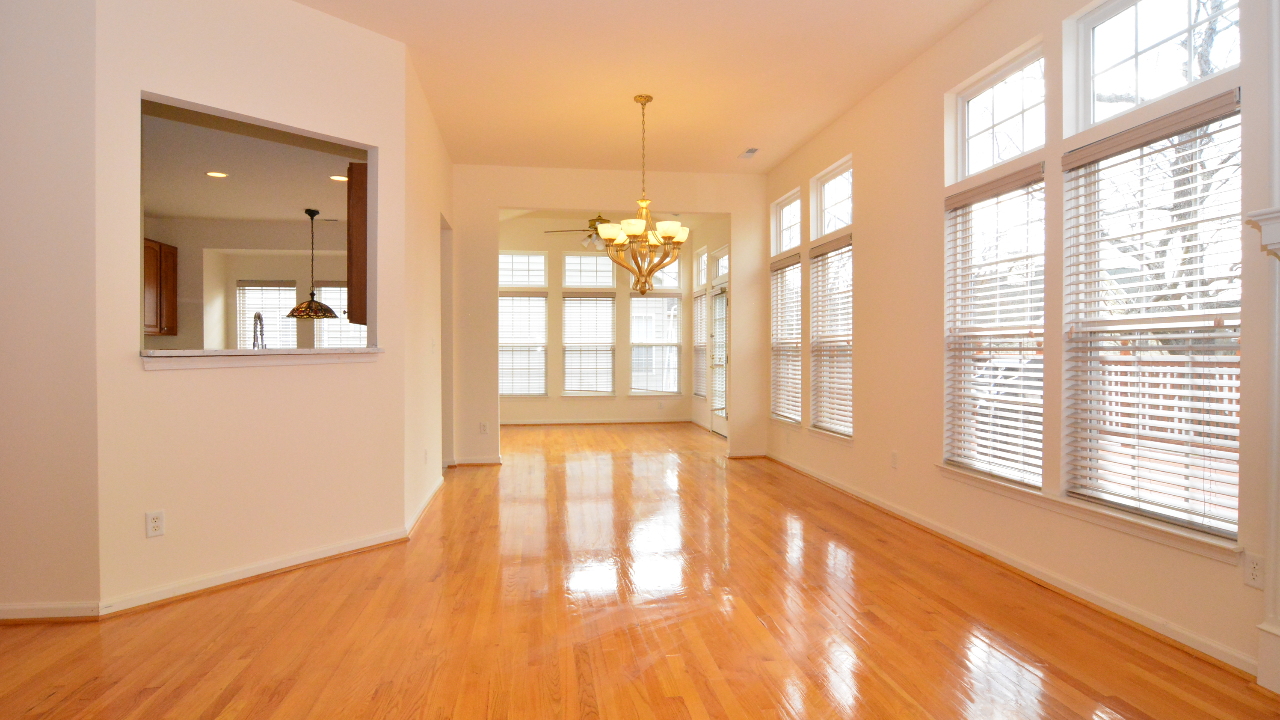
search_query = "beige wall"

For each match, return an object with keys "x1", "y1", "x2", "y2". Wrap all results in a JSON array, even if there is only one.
[
  {"x1": 763, "y1": 0, "x2": 1277, "y2": 672},
  {"x1": 451, "y1": 165, "x2": 767, "y2": 463},
  {"x1": 0, "y1": 0, "x2": 101, "y2": 616},
  {"x1": 497, "y1": 213, "x2": 730, "y2": 425}
]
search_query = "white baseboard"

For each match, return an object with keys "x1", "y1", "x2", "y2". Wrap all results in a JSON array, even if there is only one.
[
  {"x1": 499, "y1": 419, "x2": 692, "y2": 426},
  {"x1": 0, "y1": 600, "x2": 99, "y2": 620},
  {"x1": 98, "y1": 527, "x2": 408, "y2": 616},
  {"x1": 407, "y1": 476, "x2": 442, "y2": 533},
  {"x1": 765, "y1": 454, "x2": 1257, "y2": 675},
  {"x1": 454, "y1": 455, "x2": 502, "y2": 464}
]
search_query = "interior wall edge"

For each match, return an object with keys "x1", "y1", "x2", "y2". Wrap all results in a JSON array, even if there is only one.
[{"x1": 764, "y1": 453, "x2": 1259, "y2": 675}]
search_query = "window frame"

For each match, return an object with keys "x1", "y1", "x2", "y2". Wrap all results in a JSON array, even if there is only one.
[
  {"x1": 498, "y1": 251, "x2": 549, "y2": 288},
  {"x1": 629, "y1": 294, "x2": 682, "y2": 395},
  {"x1": 770, "y1": 256, "x2": 803, "y2": 424},
  {"x1": 772, "y1": 190, "x2": 802, "y2": 257},
  {"x1": 1076, "y1": 0, "x2": 1241, "y2": 131},
  {"x1": 498, "y1": 292, "x2": 549, "y2": 397},
  {"x1": 812, "y1": 158, "x2": 854, "y2": 239},
  {"x1": 956, "y1": 48, "x2": 1046, "y2": 180},
  {"x1": 809, "y1": 238, "x2": 854, "y2": 438},
  {"x1": 314, "y1": 281, "x2": 369, "y2": 349},
  {"x1": 562, "y1": 293, "x2": 616, "y2": 395},
  {"x1": 235, "y1": 280, "x2": 298, "y2": 350},
  {"x1": 562, "y1": 252, "x2": 615, "y2": 289}
]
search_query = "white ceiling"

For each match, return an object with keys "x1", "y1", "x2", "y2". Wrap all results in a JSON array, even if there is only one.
[
  {"x1": 293, "y1": 0, "x2": 990, "y2": 173},
  {"x1": 142, "y1": 115, "x2": 357, "y2": 221}
]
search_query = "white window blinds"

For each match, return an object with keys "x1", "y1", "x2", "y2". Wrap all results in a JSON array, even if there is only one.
[
  {"x1": 631, "y1": 296, "x2": 681, "y2": 393},
  {"x1": 711, "y1": 291, "x2": 727, "y2": 417},
  {"x1": 1064, "y1": 109, "x2": 1241, "y2": 538},
  {"x1": 564, "y1": 255, "x2": 614, "y2": 288},
  {"x1": 693, "y1": 294, "x2": 708, "y2": 398},
  {"x1": 499, "y1": 295, "x2": 547, "y2": 395},
  {"x1": 498, "y1": 254, "x2": 546, "y2": 287},
  {"x1": 236, "y1": 282, "x2": 297, "y2": 349},
  {"x1": 314, "y1": 284, "x2": 368, "y2": 349},
  {"x1": 564, "y1": 296, "x2": 614, "y2": 393},
  {"x1": 770, "y1": 260, "x2": 802, "y2": 422},
  {"x1": 945, "y1": 174, "x2": 1046, "y2": 485},
  {"x1": 811, "y1": 243, "x2": 852, "y2": 435}
]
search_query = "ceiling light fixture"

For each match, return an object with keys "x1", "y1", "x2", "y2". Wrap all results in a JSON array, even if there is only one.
[
  {"x1": 596, "y1": 95, "x2": 688, "y2": 295},
  {"x1": 287, "y1": 209, "x2": 339, "y2": 320},
  {"x1": 330, "y1": 175, "x2": 348, "y2": 182},
  {"x1": 206, "y1": 171, "x2": 228, "y2": 178}
]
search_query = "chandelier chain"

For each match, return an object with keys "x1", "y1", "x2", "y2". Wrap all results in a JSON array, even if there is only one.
[{"x1": 640, "y1": 101, "x2": 647, "y2": 198}]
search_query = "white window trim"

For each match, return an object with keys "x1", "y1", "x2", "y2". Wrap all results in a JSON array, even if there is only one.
[
  {"x1": 771, "y1": 189, "x2": 802, "y2": 257},
  {"x1": 561, "y1": 251, "x2": 616, "y2": 289},
  {"x1": 955, "y1": 46, "x2": 1046, "y2": 181},
  {"x1": 498, "y1": 250, "x2": 549, "y2": 288},
  {"x1": 710, "y1": 245, "x2": 730, "y2": 286},
  {"x1": 629, "y1": 294, "x2": 682, "y2": 395},
  {"x1": 695, "y1": 248, "x2": 709, "y2": 290},
  {"x1": 1075, "y1": 0, "x2": 1242, "y2": 132},
  {"x1": 811, "y1": 156, "x2": 853, "y2": 237}
]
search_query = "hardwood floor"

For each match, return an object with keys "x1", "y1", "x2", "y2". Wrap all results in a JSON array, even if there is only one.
[{"x1": 2, "y1": 422, "x2": 1276, "y2": 719}]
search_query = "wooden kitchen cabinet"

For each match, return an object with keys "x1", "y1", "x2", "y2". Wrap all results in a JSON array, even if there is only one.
[{"x1": 143, "y1": 238, "x2": 178, "y2": 336}]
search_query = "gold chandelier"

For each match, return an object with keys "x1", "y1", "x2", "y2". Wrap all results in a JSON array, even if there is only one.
[{"x1": 596, "y1": 95, "x2": 688, "y2": 295}]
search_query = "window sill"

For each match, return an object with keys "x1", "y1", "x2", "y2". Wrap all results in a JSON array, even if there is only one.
[
  {"x1": 808, "y1": 426, "x2": 853, "y2": 444},
  {"x1": 811, "y1": 225, "x2": 851, "y2": 246},
  {"x1": 561, "y1": 392, "x2": 615, "y2": 397},
  {"x1": 936, "y1": 463, "x2": 1242, "y2": 565},
  {"x1": 500, "y1": 393, "x2": 549, "y2": 399},
  {"x1": 630, "y1": 390, "x2": 681, "y2": 397},
  {"x1": 140, "y1": 347, "x2": 382, "y2": 371},
  {"x1": 770, "y1": 416, "x2": 801, "y2": 427}
]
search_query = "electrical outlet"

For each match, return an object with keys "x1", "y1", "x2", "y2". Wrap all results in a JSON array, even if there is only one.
[
  {"x1": 145, "y1": 511, "x2": 165, "y2": 538},
  {"x1": 480, "y1": 422, "x2": 489, "y2": 434},
  {"x1": 1244, "y1": 552, "x2": 1265, "y2": 590}
]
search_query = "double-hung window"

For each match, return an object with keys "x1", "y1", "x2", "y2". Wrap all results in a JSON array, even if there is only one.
[
  {"x1": 1086, "y1": 0, "x2": 1240, "y2": 124},
  {"x1": 774, "y1": 194, "x2": 801, "y2": 254},
  {"x1": 810, "y1": 237, "x2": 853, "y2": 436},
  {"x1": 498, "y1": 293, "x2": 547, "y2": 395},
  {"x1": 962, "y1": 57, "x2": 1046, "y2": 177},
  {"x1": 314, "y1": 282, "x2": 368, "y2": 349},
  {"x1": 1063, "y1": 91, "x2": 1242, "y2": 538},
  {"x1": 564, "y1": 255, "x2": 614, "y2": 288},
  {"x1": 236, "y1": 281, "x2": 297, "y2": 349},
  {"x1": 818, "y1": 167, "x2": 853, "y2": 234},
  {"x1": 499, "y1": 253, "x2": 547, "y2": 287},
  {"x1": 564, "y1": 295, "x2": 615, "y2": 393},
  {"x1": 693, "y1": 293, "x2": 708, "y2": 398},
  {"x1": 770, "y1": 255, "x2": 802, "y2": 422},
  {"x1": 631, "y1": 296, "x2": 681, "y2": 393},
  {"x1": 944, "y1": 165, "x2": 1047, "y2": 485}
]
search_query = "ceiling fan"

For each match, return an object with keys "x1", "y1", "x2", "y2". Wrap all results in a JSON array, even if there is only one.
[{"x1": 545, "y1": 214, "x2": 611, "y2": 251}]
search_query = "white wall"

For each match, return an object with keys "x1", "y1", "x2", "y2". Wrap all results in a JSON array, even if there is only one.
[
  {"x1": 451, "y1": 165, "x2": 767, "y2": 463},
  {"x1": 0, "y1": 0, "x2": 101, "y2": 617},
  {"x1": 53, "y1": 0, "x2": 451, "y2": 613},
  {"x1": 763, "y1": 0, "x2": 1276, "y2": 673},
  {"x1": 497, "y1": 213, "x2": 730, "y2": 425}
]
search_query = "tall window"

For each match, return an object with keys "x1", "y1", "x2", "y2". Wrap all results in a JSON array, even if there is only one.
[
  {"x1": 696, "y1": 251, "x2": 708, "y2": 287},
  {"x1": 564, "y1": 255, "x2": 614, "y2": 288},
  {"x1": 770, "y1": 260, "x2": 802, "y2": 422},
  {"x1": 819, "y1": 168, "x2": 853, "y2": 234},
  {"x1": 1064, "y1": 98, "x2": 1241, "y2": 537},
  {"x1": 498, "y1": 253, "x2": 546, "y2": 287},
  {"x1": 564, "y1": 296, "x2": 615, "y2": 393},
  {"x1": 631, "y1": 296, "x2": 681, "y2": 393},
  {"x1": 963, "y1": 57, "x2": 1046, "y2": 176},
  {"x1": 314, "y1": 283, "x2": 367, "y2": 349},
  {"x1": 811, "y1": 242, "x2": 853, "y2": 435},
  {"x1": 1087, "y1": 0, "x2": 1240, "y2": 123},
  {"x1": 945, "y1": 168, "x2": 1046, "y2": 485},
  {"x1": 236, "y1": 282, "x2": 297, "y2": 349},
  {"x1": 775, "y1": 195, "x2": 801, "y2": 254},
  {"x1": 693, "y1": 294, "x2": 708, "y2": 398},
  {"x1": 499, "y1": 294, "x2": 547, "y2": 395},
  {"x1": 711, "y1": 291, "x2": 728, "y2": 417}
]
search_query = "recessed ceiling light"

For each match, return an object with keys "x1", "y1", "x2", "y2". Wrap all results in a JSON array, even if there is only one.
[
  {"x1": 206, "y1": 171, "x2": 228, "y2": 178},
  {"x1": 330, "y1": 175, "x2": 348, "y2": 182}
]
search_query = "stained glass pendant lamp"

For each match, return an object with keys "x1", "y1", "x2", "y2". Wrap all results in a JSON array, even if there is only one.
[{"x1": 287, "y1": 208, "x2": 339, "y2": 320}]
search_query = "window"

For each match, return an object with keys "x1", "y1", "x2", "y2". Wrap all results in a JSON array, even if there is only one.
[
  {"x1": 564, "y1": 296, "x2": 615, "y2": 393},
  {"x1": 1087, "y1": 0, "x2": 1240, "y2": 123},
  {"x1": 963, "y1": 57, "x2": 1046, "y2": 177},
  {"x1": 564, "y1": 254, "x2": 614, "y2": 288},
  {"x1": 774, "y1": 195, "x2": 801, "y2": 254},
  {"x1": 651, "y1": 262, "x2": 680, "y2": 290},
  {"x1": 696, "y1": 251, "x2": 708, "y2": 287},
  {"x1": 770, "y1": 260, "x2": 802, "y2": 422},
  {"x1": 715, "y1": 253, "x2": 729, "y2": 280},
  {"x1": 1064, "y1": 100, "x2": 1241, "y2": 537},
  {"x1": 498, "y1": 253, "x2": 546, "y2": 287},
  {"x1": 631, "y1": 296, "x2": 681, "y2": 393},
  {"x1": 236, "y1": 282, "x2": 297, "y2": 349},
  {"x1": 710, "y1": 291, "x2": 728, "y2": 417},
  {"x1": 499, "y1": 295, "x2": 547, "y2": 395},
  {"x1": 811, "y1": 242, "x2": 852, "y2": 435},
  {"x1": 693, "y1": 294, "x2": 708, "y2": 397},
  {"x1": 314, "y1": 284, "x2": 368, "y2": 349},
  {"x1": 819, "y1": 168, "x2": 853, "y2": 234},
  {"x1": 945, "y1": 168, "x2": 1046, "y2": 485}
]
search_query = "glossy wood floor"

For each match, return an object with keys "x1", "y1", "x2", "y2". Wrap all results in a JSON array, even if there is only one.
[{"x1": 2, "y1": 423, "x2": 1277, "y2": 719}]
